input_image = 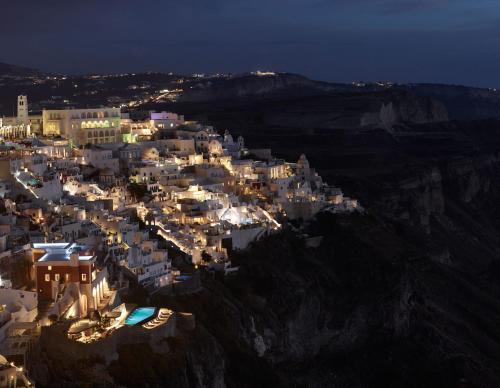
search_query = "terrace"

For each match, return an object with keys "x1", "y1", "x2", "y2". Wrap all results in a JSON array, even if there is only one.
[{"x1": 67, "y1": 304, "x2": 174, "y2": 344}]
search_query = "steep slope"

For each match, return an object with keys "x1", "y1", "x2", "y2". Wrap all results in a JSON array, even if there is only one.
[{"x1": 75, "y1": 204, "x2": 500, "y2": 387}]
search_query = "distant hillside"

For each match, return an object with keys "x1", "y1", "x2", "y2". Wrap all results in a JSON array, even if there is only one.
[
  {"x1": 0, "y1": 62, "x2": 43, "y2": 77},
  {"x1": 1, "y1": 60, "x2": 499, "y2": 122},
  {"x1": 179, "y1": 73, "x2": 500, "y2": 121},
  {"x1": 178, "y1": 73, "x2": 372, "y2": 102}
]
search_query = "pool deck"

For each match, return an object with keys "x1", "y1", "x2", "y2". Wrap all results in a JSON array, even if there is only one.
[{"x1": 125, "y1": 307, "x2": 158, "y2": 326}]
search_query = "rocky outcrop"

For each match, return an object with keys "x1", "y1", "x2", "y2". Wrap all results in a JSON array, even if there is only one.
[{"x1": 376, "y1": 94, "x2": 448, "y2": 130}]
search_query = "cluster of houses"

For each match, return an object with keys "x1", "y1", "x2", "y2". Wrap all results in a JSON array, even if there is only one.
[{"x1": 0, "y1": 95, "x2": 359, "y2": 384}]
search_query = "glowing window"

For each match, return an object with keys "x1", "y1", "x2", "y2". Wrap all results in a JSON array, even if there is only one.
[
  {"x1": 81, "y1": 273, "x2": 87, "y2": 281},
  {"x1": 45, "y1": 274, "x2": 50, "y2": 282}
]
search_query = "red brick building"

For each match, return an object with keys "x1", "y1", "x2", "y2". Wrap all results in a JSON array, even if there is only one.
[{"x1": 33, "y1": 243, "x2": 109, "y2": 316}]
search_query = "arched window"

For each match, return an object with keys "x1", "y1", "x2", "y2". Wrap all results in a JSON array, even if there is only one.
[
  {"x1": 81, "y1": 113, "x2": 86, "y2": 119},
  {"x1": 94, "y1": 131, "x2": 98, "y2": 137},
  {"x1": 86, "y1": 112, "x2": 92, "y2": 119},
  {"x1": 103, "y1": 120, "x2": 109, "y2": 128},
  {"x1": 110, "y1": 130, "x2": 115, "y2": 136},
  {"x1": 104, "y1": 111, "x2": 109, "y2": 118},
  {"x1": 87, "y1": 132, "x2": 92, "y2": 138},
  {"x1": 92, "y1": 112, "x2": 98, "y2": 119},
  {"x1": 105, "y1": 130, "x2": 109, "y2": 137},
  {"x1": 99, "y1": 131, "x2": 104, "y2": 137}
]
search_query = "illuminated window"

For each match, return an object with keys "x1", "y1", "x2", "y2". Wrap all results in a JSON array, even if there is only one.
[
  {"x1": 65, "y1": 274, "x2": 70, "y2": 282},
  {"x1": 48, "y1": 266, "x2": 52, "y2": 271},
  {"x1": 55, "y1": 274, "x2": 60, "y2": 281},
  {"x1": 45, "y1": 274, "x2": 50, "y2": 282},
  {"x1": 81, "y1": 273, "x2": 87, "y2": 282}
]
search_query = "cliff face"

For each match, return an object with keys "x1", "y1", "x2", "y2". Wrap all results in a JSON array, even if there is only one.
[
  {"x1": 160, "y1": 202, "x2": 500, "y2": 387},
  {"x1": 371, "y1": 154, "x2": 497, "y2": 231},
  {"x1": 33, "y1": 324, "x2": 227, "y2": 388},
  {"x1": 408, "y1": 84, "x2": 500, "y2": 120},
  {"x1": 375, "y1": 95, "x2": 449, "y2": 129}
]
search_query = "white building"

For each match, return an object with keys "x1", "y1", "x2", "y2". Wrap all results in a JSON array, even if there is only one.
[
  {"x1": 0, "y1": 287, "x2": 38, "y2": 344},
  {"x1": 80, "y1": 147, "x2": 119, "y2": 174},
  {"x1": 150, "y1": 111, "x2": 184, "y2": 130}
]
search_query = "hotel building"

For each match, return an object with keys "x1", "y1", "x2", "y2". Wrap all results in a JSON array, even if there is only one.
[
  {"x1": 33, "y1": 243, "x2": 110, "y2": 316},
  {"x1": 42, "y1": 108, "x2": 121, "y2": 146}
]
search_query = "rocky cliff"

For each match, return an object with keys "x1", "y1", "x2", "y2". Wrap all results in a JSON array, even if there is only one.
[
  {"x1": 375, "y1": 93, "x2": 449, "y2": 129},
  {"x1": 134, "y1": 203, "x2": 500, "y2": 388},
  {"x1": 408, "y1": 84, "x2": 500, "y2": 121}
]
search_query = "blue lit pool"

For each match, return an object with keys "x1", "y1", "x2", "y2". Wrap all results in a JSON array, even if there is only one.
[
  {"x1": 176, "y1": 275, "x2": 192, "y2": 281},
  {"x1": 125, "y1": 307, "x2": 157, "y2": 326}
]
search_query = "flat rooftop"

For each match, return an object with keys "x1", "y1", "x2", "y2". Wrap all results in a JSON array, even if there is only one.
[{"x1": 33, "y1": 242, "x2": 95, "y2": 263}]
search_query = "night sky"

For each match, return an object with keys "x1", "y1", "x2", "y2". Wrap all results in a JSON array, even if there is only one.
[{"x1": 1, "y1": 0, "x2": 499, "y2": 87}]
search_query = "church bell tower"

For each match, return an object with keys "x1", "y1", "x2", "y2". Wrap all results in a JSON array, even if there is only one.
[{"x1": 17, "y1": 95, "x2": 28, "y2": 125}]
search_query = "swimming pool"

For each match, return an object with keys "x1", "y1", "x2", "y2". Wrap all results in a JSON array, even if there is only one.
[
  {"x1": 176, "y1": 275, "x2": 192, "y2": 281},
  {"x1": 125, "y1": 307, "x2": 157, "y2": 326}
]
